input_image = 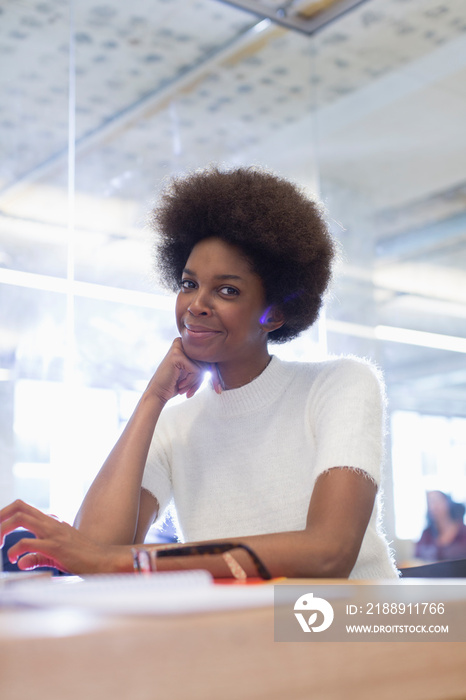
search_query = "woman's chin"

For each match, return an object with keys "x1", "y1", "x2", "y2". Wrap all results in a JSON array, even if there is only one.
[
  {"x1": 182, "y1": 345, "x2": 217, "y2": 365},
  {"x1": 180, "y1": 338, "x2": 216, "y2": 364}
]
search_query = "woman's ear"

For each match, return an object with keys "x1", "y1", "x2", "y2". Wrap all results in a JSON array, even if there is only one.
[{"x1": 260, "y1": 305, "x2": 285, "y2": 333}]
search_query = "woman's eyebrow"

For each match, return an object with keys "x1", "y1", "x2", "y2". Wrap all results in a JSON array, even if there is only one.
[
  {"x1": 182, "y1": 268, "x2": 243, "y2": 281},
  {"x1": 215, "y1": 274, "x2": 243, "y2": 281}
]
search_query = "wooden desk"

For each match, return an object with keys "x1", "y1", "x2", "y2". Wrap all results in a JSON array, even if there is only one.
[{"x1": 1, "y1": 579, "x2": 466, "y2": 700}]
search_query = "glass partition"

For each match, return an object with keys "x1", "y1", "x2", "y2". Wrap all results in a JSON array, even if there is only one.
[
  {"x1": 0, "y1": 2, "x2": 70, "y2": 517},
  {"x1": 312, "y1": 0, "x2": 466, "y2": 559}
]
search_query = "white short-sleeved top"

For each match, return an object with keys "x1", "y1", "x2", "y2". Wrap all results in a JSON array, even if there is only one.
[{"x1": 142, "y1": 355, "x2": 398, "y2": 579}]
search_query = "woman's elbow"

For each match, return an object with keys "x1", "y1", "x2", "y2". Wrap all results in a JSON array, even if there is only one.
[
  {"x1": 318, "y1": 551, "x2": 356, "y2": 578},
  {"x1": 294, "y1": 538, "x2": 359, "y2": 579}
]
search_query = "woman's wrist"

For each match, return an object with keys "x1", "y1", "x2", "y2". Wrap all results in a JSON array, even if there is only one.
[
  {"x1": 141, "y1": 380, "x2": 173, "y2": 411},
  {"x1": 95, "y1": 544, "x2": 135, "y2": 574},
  {"x1": 56, "y1": 537, "x2": 139, "y2": 575}
]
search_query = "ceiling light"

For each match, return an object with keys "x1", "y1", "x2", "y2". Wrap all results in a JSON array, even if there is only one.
[{"x1": 326, "y1": 319, "x2": 466, "y2": 354}]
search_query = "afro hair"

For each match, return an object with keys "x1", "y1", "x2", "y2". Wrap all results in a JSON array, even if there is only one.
[{"x1": 152, "y1": 166, "x2": 336, "y2": 343}]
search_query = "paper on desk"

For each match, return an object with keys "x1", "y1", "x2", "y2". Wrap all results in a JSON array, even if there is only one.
[{"x1": 1, "y1": 570, "x2": 275, "y2": 615}]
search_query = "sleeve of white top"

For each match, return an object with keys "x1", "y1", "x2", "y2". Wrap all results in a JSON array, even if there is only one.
[{"x1": 308, "y1": 357, "x2": 386, "y2": 485}]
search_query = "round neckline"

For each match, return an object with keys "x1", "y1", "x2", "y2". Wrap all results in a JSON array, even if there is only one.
[{"x1": 207, "y1": 355, "x2": 292, "y2": 416}]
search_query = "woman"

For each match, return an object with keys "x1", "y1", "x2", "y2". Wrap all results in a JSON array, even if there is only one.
[
  {"x1": 415, "y1": 490, "x2": 466, "y2": 562},
  {"x1": 0, "y1": 167, "x2": 397, "y2": 579}
]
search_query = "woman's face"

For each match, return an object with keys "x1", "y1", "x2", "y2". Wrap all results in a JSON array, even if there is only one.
[
  {"x1": 175, "y1": 237, "x2": 271, "y2": 373},
  {"x1": 427, "y1": 491, "x2": 450, "y2": 520}
]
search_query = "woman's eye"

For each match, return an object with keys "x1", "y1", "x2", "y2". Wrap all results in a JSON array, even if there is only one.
[
  {"x1": 219, "y1": 286, "x2": 239, "y2": 296},
  {"x1": 181, "y1": 279, "x2": 196, "y2": 290}
]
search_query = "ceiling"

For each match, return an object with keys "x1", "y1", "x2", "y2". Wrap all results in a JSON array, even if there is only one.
[{"x1": 0, "y1": 0, "x2": 465, "y2": 414}]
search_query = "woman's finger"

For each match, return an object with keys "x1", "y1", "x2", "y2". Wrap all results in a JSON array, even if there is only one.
[
  {"x1": 1, "y1": 498, "x2": 50, "y2": 521},
  {"x1": 184, "y1": 378, "x2": 204, "y2": 399},
  {"x1": 7, "y1": 536, "x2": 46, "y2": 565},
  {"x1": 0, "y1": 500, "x2": 55, "y2": 544},
  {"x1": 16, "y1": 551, "x2": 65, "y2": 572},
  {"x1": 209, "y1": 364, "x2": 223, "y2": 394}
]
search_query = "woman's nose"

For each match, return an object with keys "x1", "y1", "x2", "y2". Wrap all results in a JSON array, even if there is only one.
[{"x1": 187, "y1": 290, "x2": 211, "y2": 316}]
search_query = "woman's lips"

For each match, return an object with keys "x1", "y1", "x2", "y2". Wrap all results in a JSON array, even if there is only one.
[{"x1": 184, "y1": 325, "x2": 221, "y2": 339}]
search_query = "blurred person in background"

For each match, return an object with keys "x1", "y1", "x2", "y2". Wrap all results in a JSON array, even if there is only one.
[{"x1": 415, "y1": 490, "x2": 466, "y2": 562}]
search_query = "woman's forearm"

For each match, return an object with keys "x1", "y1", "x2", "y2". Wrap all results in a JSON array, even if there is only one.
[
  {"x1": 73, "y1": 390, "x2": 165, "y2": 545},
  {"x1": 73, "y1": 339, "x2": 212, "y2": 546},
  {"x1": 141, "y1": 529, "x2": 356, "y2": 579}
]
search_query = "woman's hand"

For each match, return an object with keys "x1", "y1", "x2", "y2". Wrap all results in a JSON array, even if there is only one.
[
  {"x1": 147, "y1": 337, "x2": 222, "y2": 405},
  {"x1": 0, "y1": 500, "x2": 128, "y2": 574}
]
